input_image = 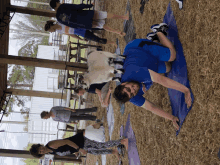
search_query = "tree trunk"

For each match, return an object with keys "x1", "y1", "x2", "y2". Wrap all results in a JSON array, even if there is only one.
[
  {"x1": 6, "y1": 88, "x2": 67, "y2": 99},
  {"x1": 10, "y1": 29, "x2": 50, "y2": 36},
  {"x1": 1, "y1": 121, "x2": 27, "y2": 124},
  {"x1": 8, "y1": 5, "x2": 56, "y2": 17},
  {"x1": 0, "y1": 54, "x2": 88, "y2": 72},
  {"x1": 7, "y1": 83, "x2": 33, "y2": 88}
]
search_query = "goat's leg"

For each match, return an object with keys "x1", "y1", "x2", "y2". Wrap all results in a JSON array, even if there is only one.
[
  {"x1": 116, "y1": 54, "x2": 126, "y2": 59},
  {"x1": 114, "y1": 69, "x2": 124, "y2": 74},
  {"x1": 100, "y1": 51, "x2": 118, "y2": 58}
]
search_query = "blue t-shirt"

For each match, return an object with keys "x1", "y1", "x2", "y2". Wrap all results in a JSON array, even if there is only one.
[
  {"x1": 121, "y1": 65, "x2": 153, "y2": 107},
  {"x1": 121, "y1": 45, "x2": 160, "y2": 107}
]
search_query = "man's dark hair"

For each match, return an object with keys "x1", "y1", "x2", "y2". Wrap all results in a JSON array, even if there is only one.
[
  {"x1": 73, "y1": 87, "x2": 83, "y2": 94},
  {"x1": 29, "y1": 144, "x2": 44, "y2": 158},
  {"x1": 44, "y1": 20, "x2": 55, "y2": 31},
  {"x1": 50, "y1": 0, "x2": 60, "y2": 9},
  {"x1": 40, "y1": 111, "x2": 48, "y2": 119},
  {"x1": 113, "y1": 84, "x2": 130, "y2": 103}
]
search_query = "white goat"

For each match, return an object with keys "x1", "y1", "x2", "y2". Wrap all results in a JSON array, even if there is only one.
[{"x1": 82, "y1": 51, "x2": 125, "y2": 87}]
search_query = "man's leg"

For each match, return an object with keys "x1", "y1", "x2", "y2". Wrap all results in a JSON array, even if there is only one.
[
  {"x1": 156, "y1": 32, "x2": 176, "y2": 61},
  {"x1": 69, "y1": 115, "x2": 97, "y2": 121},
  {"x1": 106, "y1": 12, "x2": 129, "y2": 20},
  {"x1": 74, "y1": 107, "x2": 97, "y2": 115},
  {"x1": 84, "y1": 30, "x2": 107, "y2": 44},
  {"x1": 103, "y1": 25, "x2": 125, "y2": 37}
]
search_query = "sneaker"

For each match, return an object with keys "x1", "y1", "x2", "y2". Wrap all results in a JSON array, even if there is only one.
[
  {"x1": 150, "y1": 23, "x2": 168, "y2": 33},
  {"x1": 95, "y1": 119, "x2": 101, "y2": 123},
  {"x1": 146, "y1": 32, "x2": 159, "y2": 41},
  {"x1": 176, "y1": 0, "x2": 183, "y2": 9}
]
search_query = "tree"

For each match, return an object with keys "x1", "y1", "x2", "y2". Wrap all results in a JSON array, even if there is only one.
[{"x1": 10, "y1": 14, "x2": 49, "y2": 46}]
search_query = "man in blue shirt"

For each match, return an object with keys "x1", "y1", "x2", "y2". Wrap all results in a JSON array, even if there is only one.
[{"x1": 113, "y1": 24, "x2": 192, "y2": 130}]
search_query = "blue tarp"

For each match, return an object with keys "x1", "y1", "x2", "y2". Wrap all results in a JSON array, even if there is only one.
[
  {"x1": 120, "y1": 114, "x2": 141, "y2": 165},
  {"x1": 163, "y1": 2, "x2": 194, "y2": 135}
]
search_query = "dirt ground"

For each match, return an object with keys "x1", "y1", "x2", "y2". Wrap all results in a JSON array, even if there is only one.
[{"x1": 84, "y1": 0, "x2": 220, "y2": 165}]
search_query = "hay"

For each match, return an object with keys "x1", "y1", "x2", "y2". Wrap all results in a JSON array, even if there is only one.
[{"x1": 85, "y1": 0, "x2": 220, "y2": 164}]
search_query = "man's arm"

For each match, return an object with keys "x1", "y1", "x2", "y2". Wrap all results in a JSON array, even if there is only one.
[
  {"x1": 95, "y1": 89, "x2": 106, "y2": 107},
  {"x1": 148, "y1": 69, "x2": 192, "y2": 108},
  {"x1": 141, "y1": 100, "x2": 179, "y2": 130},
  {"x1": 64, "y1": 107, "x2": 76, "y2": 112},
  {"x1": 102, "y1": 87, "x2": 112, "y2": 107}
]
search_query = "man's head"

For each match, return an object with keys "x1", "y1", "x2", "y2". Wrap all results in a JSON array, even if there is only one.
[
  {"x1": 73, "y1": 87, "x2": 86, "y2": 96},
  {"x1": 40, "y1": 111, "x2": 50, "y2": 119},
  {"x1": 49, "y1": 0, "x2": 60, "y2": 10},
  {"x1": 29, "y1": 144, "x2": 45, "y2": 158},
  {"x1": 113, "y1": 81, "x2": 140, "y2": 103}
]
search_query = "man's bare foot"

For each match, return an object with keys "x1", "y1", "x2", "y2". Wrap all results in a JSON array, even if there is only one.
[
  {"x1": 112, "y1": 149, "x2": 120, "y2": 160},
  {"x1": 119, "y1": 32, "x2": 126, "y2": 37},
  {"x1": 121, "y1": 138, "x2": 128, "y2": 150}
]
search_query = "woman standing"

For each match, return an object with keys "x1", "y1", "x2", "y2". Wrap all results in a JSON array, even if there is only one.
[
  {"x1": 44, "y1": 20, "x2": 116, "y2": 46},
  {"x1": 49, "y1": 0, "x2": 129, "y2": 36},
  {"x1": 29, "y1": 131, "x2": 128, "y2": 159}
]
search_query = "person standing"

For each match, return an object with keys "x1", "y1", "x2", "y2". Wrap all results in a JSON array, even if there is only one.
[
  {"x1": 29, "y1": 131, "x2": 128, "y2": 160},
  {"x1": 44, "y1": 20, "x2": 117, "y2": 46},
  {"x1": 49, "y1": 0, "x2": 129, "y2": 36},
  {"x1": 40, "y1": 106, "x2": 97, "y2": 123}
]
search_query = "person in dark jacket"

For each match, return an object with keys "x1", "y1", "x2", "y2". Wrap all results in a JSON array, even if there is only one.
[
  {"x1": 44, "y1": 20, "x2": 117, "y2": 46},
  {"x1": 49, "y1": 0, "x2": 128, "y2": 36},
  {"x1": 29, "y1": 131, "x2": 128, "y2": 159}
]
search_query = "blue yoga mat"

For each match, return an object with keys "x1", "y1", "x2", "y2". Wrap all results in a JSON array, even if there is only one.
[
  {"x1": 163, "y1": 2, "x2": 194, "y2": 135},
  {"x1": 120, "y1": 114, "x2": 141, "y2": 165}
]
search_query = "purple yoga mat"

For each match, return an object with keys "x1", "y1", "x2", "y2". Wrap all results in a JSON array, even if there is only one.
[{"x1": 120, "y1": 114, "x2": 141, "y2": 165}]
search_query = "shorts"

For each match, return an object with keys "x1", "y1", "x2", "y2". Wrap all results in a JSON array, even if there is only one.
[
  {"x1": 124, "y1": 39, "x2": 171, "y2": 73},
  {"x1": 92, "y1": 11, "x2": 107, "y2": 29}
]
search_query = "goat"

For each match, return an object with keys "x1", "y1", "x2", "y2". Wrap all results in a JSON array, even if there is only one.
[{"x1": 82, "y1": 51, "x2": 125, "y2": 87}]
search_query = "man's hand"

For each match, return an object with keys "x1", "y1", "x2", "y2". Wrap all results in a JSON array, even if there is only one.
[
  {"x1": 184, "y1": 89, "x2": 192, "y2": 108},
  {"x1": 108, "y1": 87, "x2": 113, "y2": 92},
  {"x1": 172, "y1": 117, "x2": 179, "y2": 130},
  {"x1": 64, "y1": 108, "x2": 76, "y2": 112},
  {"x1": 79, "y1": 148, "x2": 87, "y2": 155},
  {"x1": 142, "y1": 83, "x2": 147, "y2": 94},
  {"x1": 95, "y1": 88, "x2": 101, "y2": 94}
]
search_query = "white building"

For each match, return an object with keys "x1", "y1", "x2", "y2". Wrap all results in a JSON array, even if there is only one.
[{"x1": 28, "y1": 45, "x2": 68, "y2": 144}]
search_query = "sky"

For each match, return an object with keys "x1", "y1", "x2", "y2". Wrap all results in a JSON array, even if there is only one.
[
  {"x1": 0, "y1": 1, "x2": 30, "y2": 165},
  {"x1": 1, "y1": 1, "x2": 72, "y2": 164}
]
